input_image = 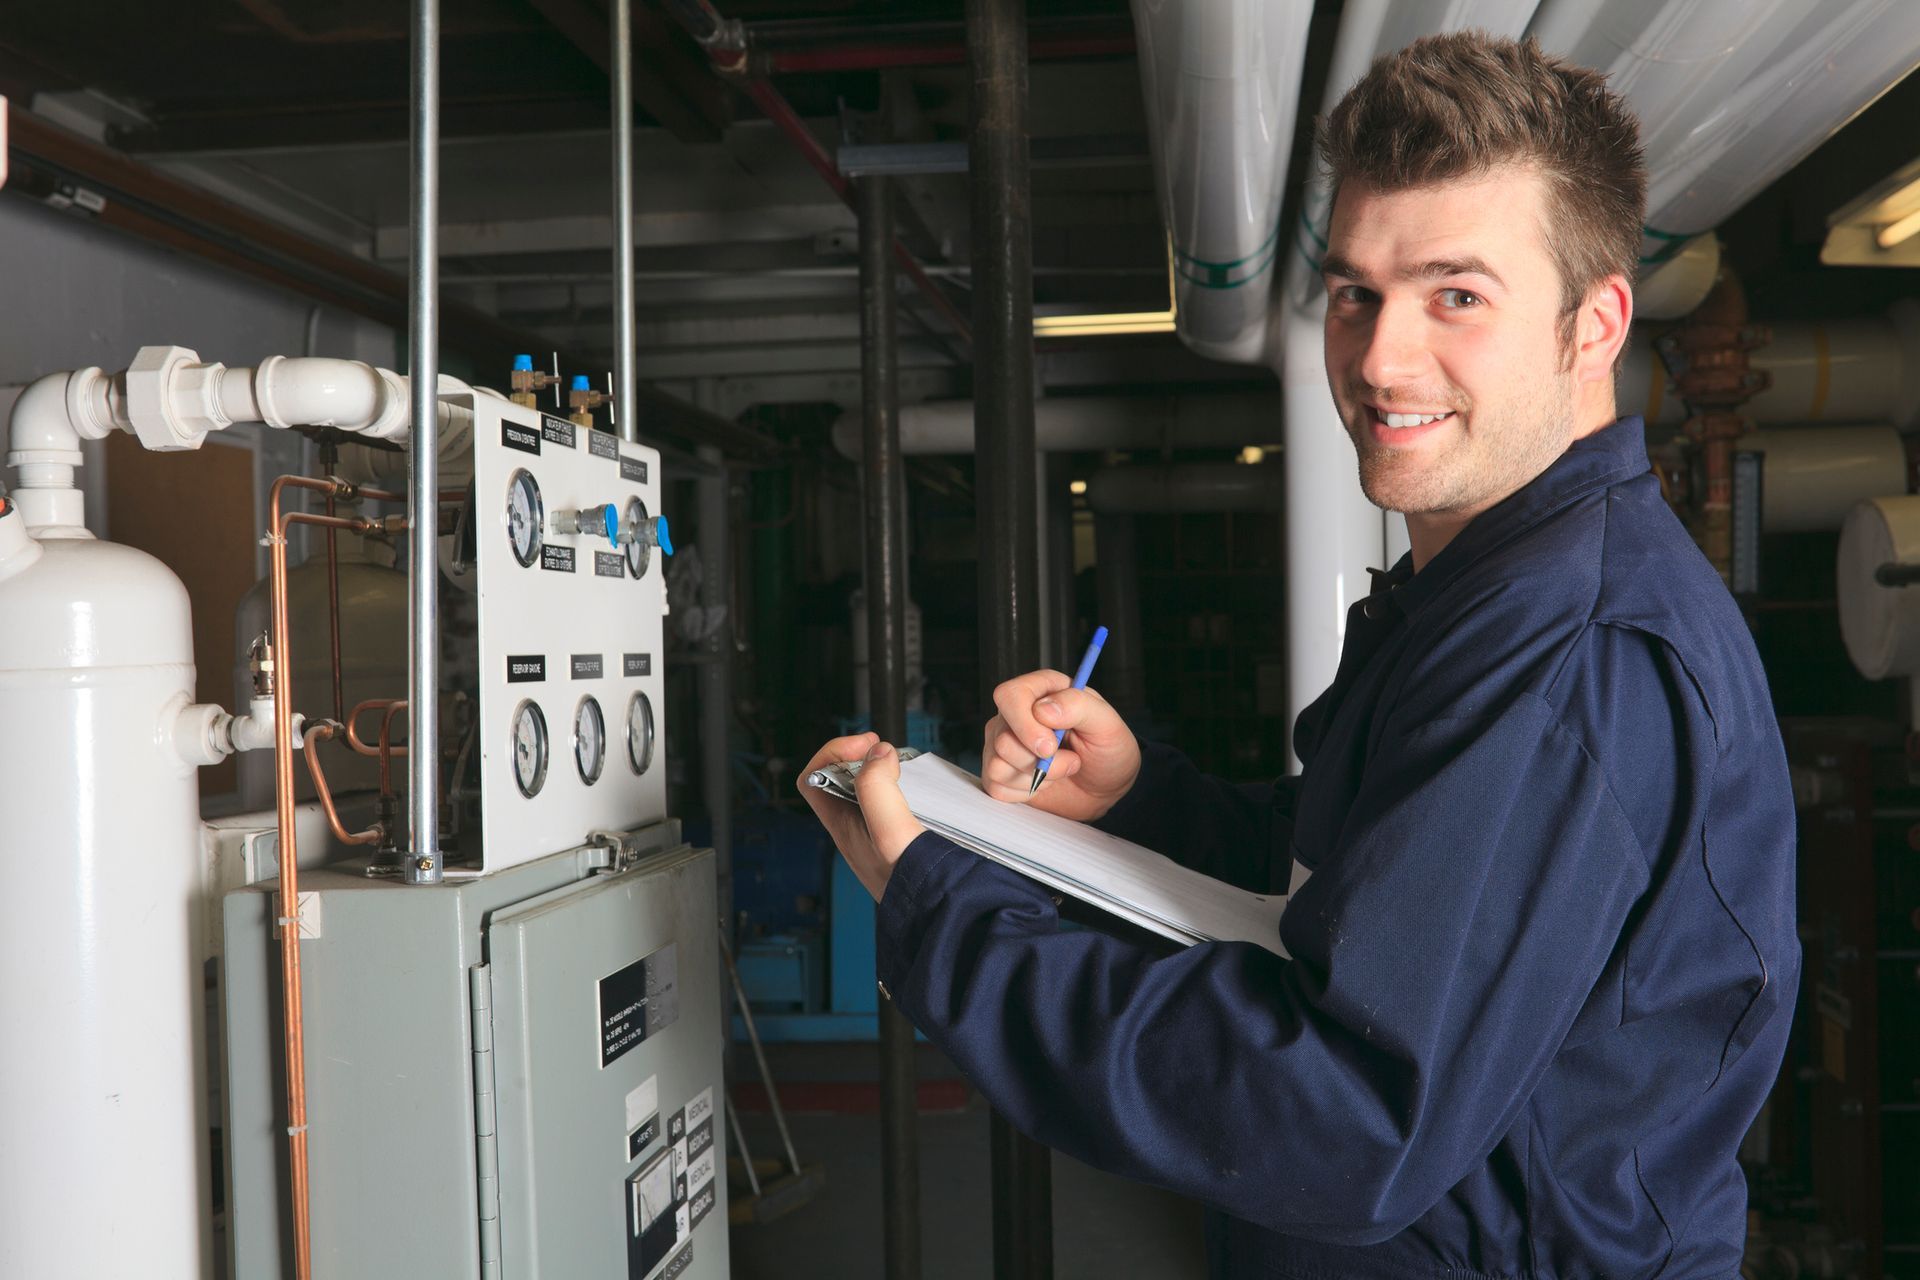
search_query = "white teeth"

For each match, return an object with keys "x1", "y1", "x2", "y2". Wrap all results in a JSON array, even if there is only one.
[{"x1": 1381, "y1": 411, "x2": 1450, "y2": 429}]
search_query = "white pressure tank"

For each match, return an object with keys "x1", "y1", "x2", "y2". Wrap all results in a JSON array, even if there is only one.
[{"x1": 0, "y1": 495, "x2": 212, "y2": 1278}]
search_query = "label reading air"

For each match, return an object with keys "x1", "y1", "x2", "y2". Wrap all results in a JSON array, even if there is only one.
[
  {"x1": 572, "y1": 653, "x2": 605, "y2": 680},
  {"x1": 502, "y1": 420, "x2": 541, "y2": 455},
  {"x1": 598, "y1": 943, "x2": 680, "y2": 1068},
  {"x1": 595, "y1": 551, "x2": 626, "y2": 579},
  {"x1": 620, "y1": 456, "x2": 649, "y2": 483},
  {"x1": 589, "y1": 431, "x2": 620, "y2": 461},
  {"x1": 624, "y1": 653, "x2": 653, "y2": 678},
  {"x1": 541, "y1": 414, "x2": 577, "y2": 448},
  {"x1": 542, "y1": 545, "x2": 576, "y2": 573},
  {"x1": 507, "y1": 655, "x2": 546, "y2": 684}
]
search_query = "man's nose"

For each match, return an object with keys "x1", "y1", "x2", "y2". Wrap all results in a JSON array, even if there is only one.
[{"x1": 1357, "y1": 298, "x2": 1431, "y2": 392}]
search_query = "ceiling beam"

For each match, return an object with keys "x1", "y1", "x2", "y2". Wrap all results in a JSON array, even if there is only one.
[{"x1": 523, "y1": 0, "x2": 729, "y2": 144}]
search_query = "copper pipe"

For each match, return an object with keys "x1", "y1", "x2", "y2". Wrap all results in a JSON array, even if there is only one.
[
  {"x1": 265, "y1": 476, "x2": 393, "y2": 1280},
  {"x1": 300, "y1": 723, "x2": 384, "y2": 846},
  {"x1": 346, "y1": 698, "x2": 410, "y2": 759},
  {"x1": 325, "y1": 487, "x2": 345, "y2": 723},
  {"x1": 378, "y1": 703, "x2": 408, "y2": 797}
]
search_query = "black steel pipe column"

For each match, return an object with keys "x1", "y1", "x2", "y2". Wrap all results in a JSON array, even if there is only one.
[
  {"x1": 860, "y1": 170, "x2": 923, "y2": 1280},
  {"x1": 967, "y1": 0, "x2": 1052, "y2": 1275}
]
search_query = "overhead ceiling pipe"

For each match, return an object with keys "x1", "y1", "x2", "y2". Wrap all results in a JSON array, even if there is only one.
[
  {"x1": 749, "y1": 17, "x2": 1135, "y2": 73},
  {"x1": 830, "y1": 392, "x2": 1283, "y2": 457}
]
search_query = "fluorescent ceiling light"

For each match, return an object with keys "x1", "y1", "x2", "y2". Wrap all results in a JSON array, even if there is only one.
[
  {"x1": 1878, "y1": 204, "x2": 1920, "y2": 249},
  {"x1": 1033, "y1": 238, "x2": 1178, "y2": 337}
]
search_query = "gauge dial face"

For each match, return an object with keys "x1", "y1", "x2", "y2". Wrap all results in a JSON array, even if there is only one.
[
  {"x1": 627, "y1": 691, "x2": 656, "y2": 775},
  {"x1": 574, "y1": 695, "x2": 606, "y2": 785},
  {"x1": 623, "y1": 496, "x2": 651, "y2": 579},
  {"x1": 510, "y1": 699, "x2": 549, "y2": 798},
  {"x1": 506, "y1": 469, "x2": 544, "y2": 567}
]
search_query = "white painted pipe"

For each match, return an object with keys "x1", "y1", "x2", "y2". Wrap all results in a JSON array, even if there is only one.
[
  {"x1": 1130, "y1": 0, "x2": 1311, "y2": 363},
  {"x1": 831, "y1": 392, "x2": 1284, "y2": 457},
  {"x1": 1531, "y1": 0, "x2": 1920, "y2": 268},
  {"x1": 1743, "y1": 426, "x2": 1908, "y2": 533},
  {"x1": 1634, "y1": 232, "x2": 1721, "y2": 321},
  {"x1": 1838, "y1": 495, "x2": 1920, "y2": 679},
  {"x1": 1086, "y1": 461, "x2": 1285, "y2": 513},
  {"x1": 1619, "y1": 302, "x2": 1920, "y2": 430}
]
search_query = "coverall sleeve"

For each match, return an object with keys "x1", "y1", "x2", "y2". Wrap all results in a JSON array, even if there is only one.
[
  {"x1": 875, "y1": 693, "x2": 1650, "y2": 1243},
  {"x1": 1089, "y1": 741, "x2": 1296, "y2": 894}
]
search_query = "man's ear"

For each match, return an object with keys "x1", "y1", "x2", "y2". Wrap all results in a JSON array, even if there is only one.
[{"x1": 1574, "y1": 272, "x2": 1633, "y2": 385}]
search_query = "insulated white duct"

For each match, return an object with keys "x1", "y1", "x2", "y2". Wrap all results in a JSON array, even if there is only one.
[
  {"x1": 1275, "y1": 0, "x2": 1540, "y2": 768},
  {"x1": 1531, "y1": 0, "x2": 1920, "y2": 316},
  {"x1": 1130, "y1": 0, "x2": 1312, "y2": 363}
]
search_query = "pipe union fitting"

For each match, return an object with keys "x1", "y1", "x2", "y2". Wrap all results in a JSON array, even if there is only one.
[{"x1": 126, "y1": 344, "x2": 216, "y2": 451}]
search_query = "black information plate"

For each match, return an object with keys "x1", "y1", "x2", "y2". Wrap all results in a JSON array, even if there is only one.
[
  {"x1": 686, "y1": 1117, "x2": 713, "y2": 1163},
  {"x1": 571, "y1": 653, "x2": 604, "y2": 680},
  {"x1": 502, "y1": 420, "x2": 541, "y2": 455},
  {"x1": 506, "y1": 654, "x2": 546, "y2": 684},
  {"x1": 598, "y1": 943, "x2": 679, "y2": 1068},
  {"x1": 541, "y1": 414, "x2": 577, "y2": 448},
  {"x1": 660, "y1": 1242, "x2": 694, "y2": 1280},
  {"x1": 628, "y1": 1112, "x2": 660, "y2": 1162},
  {"x1": 688, "y1": 1179, "x2": 715, "y2": 1233},
  {"x1": 624, "y1": 653, "x2": 653, "y2": 678},
  {"x1": 621, "y1": 456, "x2": 649, "y2": 483},
  {"x1": 542, "y1": 545, "x2": 576, "y2": 573},
  {"x1": 595, "y1": 551, "x2": 626, "y2": 579},
  {"x1": 589, "y1": 430, "x2": 620, "y2": 461}
]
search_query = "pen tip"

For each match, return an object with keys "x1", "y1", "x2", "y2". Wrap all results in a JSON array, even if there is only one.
[{"x1": 1028, "y1": 771, "x2": 1043, "y2": 795}]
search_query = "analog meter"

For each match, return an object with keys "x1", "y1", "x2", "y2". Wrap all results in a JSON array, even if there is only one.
[
  {"x1": 626, "y1": 691, "x2": 656, "y2": 775},
  {"x1": 623, "y1": 496, "x2": 651, "y2": 578},
  {"x1": 510, "y1": 699, "x2": 549, "y2": 797},
  {"x1": 506, "y1": 468, "x2": 544, "y2": 567},
  {"x1": 574, "y1": 695, "x2": 606, "y2": 785}
]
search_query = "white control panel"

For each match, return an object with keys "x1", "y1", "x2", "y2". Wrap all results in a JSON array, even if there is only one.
[{"x1": 468, "y1": 394, "x2": 668, "y2": 871}]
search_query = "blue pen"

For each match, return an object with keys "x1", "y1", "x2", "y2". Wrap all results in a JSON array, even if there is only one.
[{"x1": 1030, "y1": 625, "x2": 1109, "y2": 794}]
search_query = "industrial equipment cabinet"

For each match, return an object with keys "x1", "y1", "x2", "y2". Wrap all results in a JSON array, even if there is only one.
[{"x1": 221, "y1": 824, "x2": 727, "y2": 1279}]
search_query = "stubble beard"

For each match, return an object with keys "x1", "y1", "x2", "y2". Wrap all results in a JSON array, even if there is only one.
[{"x1": 1348, "y1": 370, "x2": 1575, "y2": 518}]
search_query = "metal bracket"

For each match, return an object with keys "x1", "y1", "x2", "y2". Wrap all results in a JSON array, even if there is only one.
[{"x1": 586, "y1": 828, "x2": 642, "y2": 872}]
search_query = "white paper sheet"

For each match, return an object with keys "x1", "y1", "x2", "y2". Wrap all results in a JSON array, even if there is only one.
[{"x1": 810, "y1": 752, "x2": 1288, "y2": 957}]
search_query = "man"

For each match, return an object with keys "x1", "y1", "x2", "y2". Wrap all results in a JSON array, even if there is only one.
[{"x1": 801, "y1": 32, "x2": 1797, "y2": 1279}]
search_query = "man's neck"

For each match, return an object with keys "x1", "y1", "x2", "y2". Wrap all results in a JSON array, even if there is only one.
[{"x1": 1404, "y1": 397, "x2": 1619, "y2": 571}]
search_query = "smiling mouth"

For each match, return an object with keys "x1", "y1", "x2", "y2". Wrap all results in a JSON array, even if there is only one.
[{"x1": 1370, "y1": 406, "x2": 1456, "y2": 430}]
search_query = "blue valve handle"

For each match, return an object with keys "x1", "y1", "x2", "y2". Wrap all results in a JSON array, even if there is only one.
[
  {"x1": 601, "y1": 504, "x2": 620, "y2": 546},
  {"x1": 654, "y1": 516, "x2": 673, "y2": 556}
]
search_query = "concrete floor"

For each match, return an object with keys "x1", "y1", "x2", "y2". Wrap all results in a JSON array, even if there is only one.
[{"x1": 726, "y1": 1042, "x2": 1206, "y2": 1280}]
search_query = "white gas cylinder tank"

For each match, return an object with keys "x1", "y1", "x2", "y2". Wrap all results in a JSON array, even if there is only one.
[{"x1": 0, "y1": 496, "x2": 212, "y2": 1279}]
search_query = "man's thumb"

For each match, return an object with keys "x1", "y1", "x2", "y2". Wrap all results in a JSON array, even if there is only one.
[{"x1": 855, "y1": 741, "x2": 921, "y2": 852}]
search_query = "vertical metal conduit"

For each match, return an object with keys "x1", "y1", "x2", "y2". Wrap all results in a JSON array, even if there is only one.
[
  {"x1": 406, "y1": 0, "x2": 442, "y2": 883},
  {"x1": 966, "y1": 0, "x2": 1052, "y2": 1274},
  {"x1": 611, "y1": 0, "x2": 639, "y2": 444},
  {"x1": 860, "y1": 168, "x2": 922, "y2": 1280}
]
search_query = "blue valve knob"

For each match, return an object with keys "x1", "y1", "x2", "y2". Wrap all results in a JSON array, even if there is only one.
[
  {"x1": 601, "y1": 504, "x2": 620, "y2": 546},
  {"x1": 570, "y1": 374, "x2": 592, "y2": 392},
  {"x1": 512, "y1": 353, "x2": 534, "y2": 372},
  {"x1": 654, "y1": 516, "x2": 673, "y2": 557}
]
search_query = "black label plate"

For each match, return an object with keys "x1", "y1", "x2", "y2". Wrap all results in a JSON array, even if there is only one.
[
  {"x1": 541, "y1": 414, "x2": 576, "y2": 448},
  {"x1": 595, "y1": 551, "x2": 626, "y2": 579},
  {"x1": 599, "y1": 943, "x2": 679, "y2": 1068},
  {"x1": 624, "y1": 653, "x2": 653, "y2": 678},
  {"x1": 502, "y1": 420, "x2": 541, "y2": 455},
  {"x1": 542, "y1": 545, "x2": 576, "y2": 573},
  {"x1": 589, "y1": 430, "x2": 620, "y2": 461},
  {"x1": 506, "y1": 654, "x2": 546, "y2": 683},
  {"x1": 571, "y1": 653, "x2": 604, "y2": 680},
  {"x1": 621, "y1": 456, "x2": 649, "y2": 483}
]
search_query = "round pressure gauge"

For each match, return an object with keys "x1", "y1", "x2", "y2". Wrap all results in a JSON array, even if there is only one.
[
  {"x1": 626, "y1": 691, "x2": 656, "y2": 775},
  {"x1": 574, "y1": 695, "x2": 607, "y2": 785},
  {"x1": 506, "y1": 468, "x2": 544, "y2": 568},
  {"x1": 623, "y1": 496, "x2": 651, "y2": 579},
  {"x1": 509, "y1": 699, "x2": 549, "y2": 798}
]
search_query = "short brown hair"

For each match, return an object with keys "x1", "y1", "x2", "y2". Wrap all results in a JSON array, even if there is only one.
[{"x1": 1318, "y1": 31, "x2": 1645, "y2": 352}]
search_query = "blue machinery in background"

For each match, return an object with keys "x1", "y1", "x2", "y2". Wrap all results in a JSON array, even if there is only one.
[{"x1": 711, "y1": 711, "x2": 945, "y2": 1042}]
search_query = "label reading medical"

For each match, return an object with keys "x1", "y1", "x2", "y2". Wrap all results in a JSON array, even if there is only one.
[
  {"x1": 541, "y1": 415, "x2": 576, "y2": 448},
  {"x1": 621, "y1": 456, "x2": 649, "y2": 483},
  {"x1": 541, "y1": 544, "x2": 576, "y2": 573},
  {"x1": 506, "y1": 655, "x2": 546, "y2": 684},
  {"x1": 686, "y1": 1117, "x2": 713, "y2": 1164},
  {"x1": 589, "y1": 430, "x2": 620, "y2": 461},
  {"x1": 598, "y1": 943, "x2": 680, "y2": 1068},
  {"x1": 501, "y1": 421, "x2": 541, "y2": 456},
  {"x1": 595, "y1": 551, "x2": 626, "y2": 579},
  {"x1": 571, "y1": 654, "x2": 604, "y2": 680},
  {"x1": 624, "y1": 653, "x2": 653, "y2": 678}
]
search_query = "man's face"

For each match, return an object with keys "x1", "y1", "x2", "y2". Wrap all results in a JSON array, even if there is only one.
[{"x1": 1321, "y1": 166, "x2": 1581, "y2": 521}]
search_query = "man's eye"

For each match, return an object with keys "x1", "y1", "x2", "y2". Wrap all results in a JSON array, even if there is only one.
[
  {"x1": 1437, "y1": 288, "x2": 1483, "y2": 309},
  {"x1": 1331, "y1": 284, "x2": 1375, "y2": 305}
]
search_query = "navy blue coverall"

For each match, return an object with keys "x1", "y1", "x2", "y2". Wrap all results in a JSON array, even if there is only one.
[{"x1": 874, "y1": 417, "x2": 1800, "y2": 1278}]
